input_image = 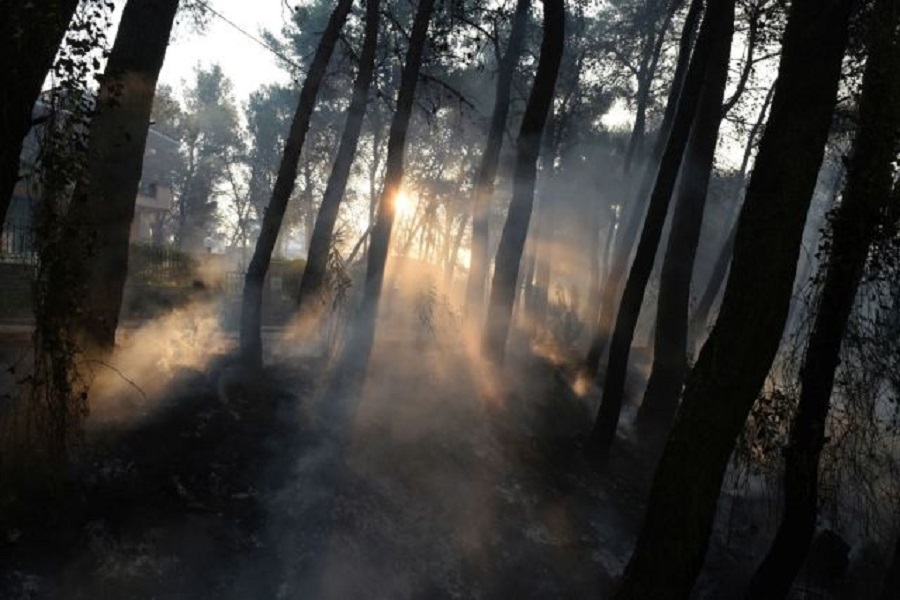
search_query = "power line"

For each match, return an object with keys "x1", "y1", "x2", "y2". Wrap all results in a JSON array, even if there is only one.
[{"x1": 193, "y1": 0, "x2": 303, "y2": 73}]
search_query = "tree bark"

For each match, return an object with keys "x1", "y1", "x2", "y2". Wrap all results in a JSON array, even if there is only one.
[
  {"x1": 297, "y1": 0, "x2": 380, "y2": 317},
  {"x1": 588, "y1": 0, "x2": 734, "y2": 460},
  {"x1": 239, "y1": 0, "x2": 353, "y2": 368},
  {"x1": 635, "y1": 0, "x2": 734, "y2": 439},
  {"x1": 613, "y1": 1, "x2": 855, "y2": 597},
  {"x1": 584, "y1": 203, "x2": 611, "y2": 327},
  {"x1": 622, "y1": 0, "x2": 682, "y2": 175},
  {"x1": 0, "y1": 0, "x2": 80, "y2": 225},
  {"x1": 445, "y1": 212, "x2": 468, "y2": 282},
  {"x1": 882, "y1": 530, "x2": 900, "y2": 600},
  {"x1": 320, "y1": 0, "x2": 436, "y2": 425},
  {"x1": 747, "y1": 1, "x2": 900, "y2": 595},
  {"x1": 482, "y1": 0, "x2": 565, "y2": 365},
  {"x1": 689, "y1": 82, "x2": 775, "y2": 348},
  {"x1": 66, "y1": 0, "x2": 181, "y2": 351},
  {"x1": 585, "y1": 0, "x2": 702, "y2": 372},
  {"x1": 529, "y1": 112, "x2": 559, "y2": 330},
  {"x1": 464, "y1": 0, "x2": 531, "y2": 323}
]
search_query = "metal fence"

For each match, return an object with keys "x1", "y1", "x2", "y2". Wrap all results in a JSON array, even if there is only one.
[
  {"x1": 0, "y1": 221, "x2": 36, "y2": 263},
  {"x1": 127, "y1": 243, "x2": 195, "y2": 286}
]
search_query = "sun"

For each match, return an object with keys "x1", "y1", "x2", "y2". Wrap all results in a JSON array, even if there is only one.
[{"x1": 395, "y1": 189, "x2": 415, "y2": 219}]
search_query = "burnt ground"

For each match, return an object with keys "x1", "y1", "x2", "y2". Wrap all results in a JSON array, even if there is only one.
[
  {"x1": 0, "y1": 357, "x2": 314, "y2": 599},
  {"x1": 0, "y1": 288, "x2": 827, "y2": 599},
  {"x1": 0, "y1": 301, "x2": 663, "y2": 600}
]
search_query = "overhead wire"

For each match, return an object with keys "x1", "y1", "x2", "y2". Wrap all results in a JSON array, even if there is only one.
[{"x1": 192, "y1": 0, "x2": 304, "y2": 73}]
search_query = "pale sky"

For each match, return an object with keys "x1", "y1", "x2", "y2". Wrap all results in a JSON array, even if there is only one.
[{"x1": 158, "y1": 0, "x2": 294, "y2": 103}]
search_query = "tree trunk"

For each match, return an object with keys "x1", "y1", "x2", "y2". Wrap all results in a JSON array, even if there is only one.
[
  {"x1": 635, "y1": 0, "x2": 734, "y2": 439},
  {"x1": 482, "y1": 0, "x2": 565, "y2": 365},
  {"x1": 583, "y1": 202, "x2": 610, "y2": 327},
  {"x1": 239, "y1": 0, "x2": 353, "y2": 368},
  {"x1": 518, "y1": 211, "x2": 540, "y2": 322},
  {"x1": 585, "y1": 0, "x2": 702, "y2": 372},
  {"x1": 66, "y1": 0, "x2": 181, "y2": 352},
  {"x1": 613, "y1": 1, "x2": 855, "y2": 597},
  {"x1": 530, "y1": 112, "x2": 559, "y2": 330},
  {"x1": 690, "y1": 218, "x2": 735, "y2": 340},
  {"x1": 622, "y1": 0, "x2": 682, "y2": 175},
  {"x1": 445, "y1": 212, "x2": 468, "y2": 283},
  {"x1": 464, "y1": 0, "x2": 531, "y2": 323},
  {"x1": 297, "y1": 0, "x2": 380, "y2": 317},
  {"x1": 320, "y1": 0, "x2": 436, "y2": 424},
  {"x1": 747, "y1": 1, "x2": 899, "y2": 596},
  {"x1": 689, "y1": 83, "x2": 775, "y2": 348},
  {"x1": 0, "y1": 0, "x2": 80, "y2": 224},
  {"x1": 588, "y1": 0, "x2": 734, "y2": 460},
  {"x1": 882, "y1": 530, "x2": 900, "y2": 600}
]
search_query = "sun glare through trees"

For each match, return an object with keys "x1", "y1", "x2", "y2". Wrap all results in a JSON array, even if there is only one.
[{"x1": 1, "y1": 0, "x2": 899, "y2": 598}]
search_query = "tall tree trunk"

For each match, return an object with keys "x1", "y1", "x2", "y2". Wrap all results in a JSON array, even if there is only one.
[
  {"x1": 239, "y1": 0, "x2": 353, "y2": 368},
  {"x1": 465, "y1": 0, "x2": 531, "y2": 323},
  {"x1": 518, "y1": 211, "x2": 540, "y2": 322},
  {"x1": 585, "y1": 0, "x2": 702, "y2": 372},
  {"x1": 66, "y1": 0, "x2": 181, "y2": 352},
  {"x1": 882, "y1": 530, "x2": 900, "y2": 600},
  {"x1": 689, "y1": 82, "x2": 775, "y2": 348},
  {"x1": 445, "y1": 212, "x2": 468, "y2": 283},
  {"x1": 747, "y1": 1, "x2": 900, "y2": 596},
  {"x1": 297, "y1": 0, "x2": 380, "y2": 316},
  {"x1": 321, "y1": 0, "x2": 436, "y2": 423},
  {"x1": 530, "y1": 112, "x2": 559, "y2": 330},
  {"x1": 635, "y1": 0, "x2": 734, "y2": 439},
  {"x1": 613, "y1": 1, "x2": 855, "y2": 597},
  {"x1": 587, "y1": 0, "x2": 735, "y2": 460},
  {"x1": 622, "y1": 0, "x2": 682, "y2": 175},
  {"x1": 482, "y1": 0, "x2": 565, "y2": 365},
  {"x1": 583, "y1": 202, "x2": 610, "y2": 327},
  {"x1": 0, "y1": 0, "x2": 80, "y2": 224}
]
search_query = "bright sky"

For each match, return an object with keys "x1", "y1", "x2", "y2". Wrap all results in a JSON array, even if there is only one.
[{"x1": 158, "y1": 0, "x2": 294, "y2": 103}]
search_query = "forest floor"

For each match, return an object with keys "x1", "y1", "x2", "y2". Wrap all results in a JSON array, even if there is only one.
[{"x1": 0, "y1": 284, "x2": 776, "y2": 599}]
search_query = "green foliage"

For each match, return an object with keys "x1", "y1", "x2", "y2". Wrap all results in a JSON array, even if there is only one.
[
  {"x1": 4, "y1": 0, "x2": 116, "y2": 483},
  {"x1": 321, "y1": 231, "x2": 354, "y2": 357},
  {"x1": 737, "y1": 386, "x2": 797, "y2": 474},
  {"x1": 273, "y1": 258, "x2": 308, "y2": 301},
  {"x1": 546, "y1": 283, "x2": 582, "y2": 351},
  {"x1": 412, "y1": 274, "x2": 459, "y2": 344},
  {"x1": 149, "y1": 65, "x2": 244, "y2": 252}
]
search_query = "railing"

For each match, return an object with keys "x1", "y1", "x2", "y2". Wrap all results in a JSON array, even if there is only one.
[
  {"x1": 0, "y1": 221, "x2": 37, "y2": 263},
  {"x1": 225, "y1": 271, "x2": 244, "y2": 296},
  {"x1": 127, "y1": 243, "x2": 195, "y2": 286}
]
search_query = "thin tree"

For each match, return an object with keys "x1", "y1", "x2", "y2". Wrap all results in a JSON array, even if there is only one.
[
  {"x1": 297, "y1": 0, "x2": 381, "y2": 316},
  {"x1": 587, "y1": 0, "x2": 735, "y2": 460},
  {"x1": 239, "y1": 0, "x2": 354, "y2": 368},
  {"x1": 634, "y1": 0, "x2": 735, "y2": 439},
  {"x1": 319, "y1": 0, "x2": 437, "y2": 426},
  {"x1": 621, "y1": 0, "x2": 683, "y2": 175},
  {"x1": 613, "y1": 0, "x2": 856, "y2": 597},
  {"x1": 523, "y1": 109, "x2": 558, "y2": 329},
  {"x1": 883, "y1": 524, "x2": 900, "y2": 600},
  {"x1": 464, "y1": 0, "x2": 531, "y2": 323},
  {"x1": 688, "y1": 82, "x2": 775, "y2": 348},
  {"x1": 0, "y1": 0, "x2": 80, "y2": 224},
  {"x1": 63, "y1": 0, "x2": 181, "y2": 351},
  {"x1": 747, "y1": 0, "x2": 900, "y2": 595},
  {"x1": 482, "y1": 0, "x2": 565, "y2": 364},
  {"x1": 584, "y1": 0, "x2": 702, "y2": 373}
]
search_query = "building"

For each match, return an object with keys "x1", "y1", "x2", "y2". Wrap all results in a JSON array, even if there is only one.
[
  {"x1": 1, "y1": 99, "x2": 180, "y2": 262},
  {"x1": 131, "y1": 128, "x2": 179, "y2": 245}
]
